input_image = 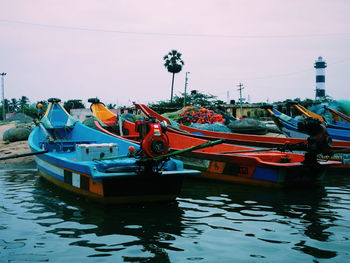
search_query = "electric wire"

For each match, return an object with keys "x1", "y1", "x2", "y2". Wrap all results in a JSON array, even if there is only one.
[{"x1": 1, "y1": 19, "x2": 350, "y2": 39}]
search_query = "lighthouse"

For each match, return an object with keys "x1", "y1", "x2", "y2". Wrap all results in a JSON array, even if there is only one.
[{"x1": 314, "y1": 56, "x2": 327, "y2": 99}]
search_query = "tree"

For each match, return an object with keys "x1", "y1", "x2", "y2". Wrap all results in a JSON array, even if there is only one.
[
  {"x1": 149, "y1": 91, "x2": 224, "y2": 109},
  {"x1": 23, "y1": 104, "x2": 41, "y2": 119},
  {"x1": 9, "y1": 98, "x2": 18, "y2": 112},
  {"x1": 64, "y1": 99, "x2": 85, "y2": 113},
  {"x1": 19, "y1": 96, "x2": 30, "y2": 112},
  {"x1": 107, "y1": 103, "x2": 117, "y2": 109},
  {"x1": 163, "y1": 50, "x2": 184, "y2": 103},
  {"x1": 186, "y1": 90, "x2": 224, "y2": 106}
]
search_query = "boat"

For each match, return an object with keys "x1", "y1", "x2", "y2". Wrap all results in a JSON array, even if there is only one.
[
  {"x1": 263, "y1": 106, "x2": 350, "y2": 141},
  {"x1": 89, "y1": 99, "x2": 340, "y2": 187},
  {"x1": 28, "y1": 98, "x2": 200, "y2": 203},
  {"x1": 133, "y1": 103, "x2": 350, "y2": 151},
  {"x1": 290, "y1": 102, "x2": 350, "y2": 130},
  {"x1": 324, "y1": 105, "x2": 350, "y2": 123}
]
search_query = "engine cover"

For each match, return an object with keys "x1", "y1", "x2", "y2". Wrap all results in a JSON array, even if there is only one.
[{"x1": 135, "y1": 119, "x2": 170, "y2": 158}]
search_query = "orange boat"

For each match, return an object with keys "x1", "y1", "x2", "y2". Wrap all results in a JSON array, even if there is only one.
[{"x1": 88, "y1": 99, "x2": 340, "y2": 187}]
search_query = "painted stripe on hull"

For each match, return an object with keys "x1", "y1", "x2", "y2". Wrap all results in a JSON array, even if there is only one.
[
  {"x1": 35, "y1": 156, "x2": 102, "y2": 196},
  {"x1": 39, "y1": 170, "x2": 177, "y2": 203},
  {"x1": 36, "y1": 157, "x2": 65, "y2": 179},
  {"x1": 72, "y1": 173, "x2": 80, "y2": 188},
  {"x1": 179, "y1": 156, "x2": 325, "y2": 187},
  {"x1": 35, "y1": 156, "x2": 182, "y2": 203},
  {"x1": 199, "y1": 171, "x2": 283, "y2": 187}
]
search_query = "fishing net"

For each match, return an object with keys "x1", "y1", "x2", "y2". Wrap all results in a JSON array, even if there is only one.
[
  {"x1": 120, "y1": 113, "x2": 145, "y2": 122},
  {"x1": 189, "y1": 123, "x2": 232, "y2": 133},
  {"x1": 333, "y1": 100, "x2": 350, "y2": 116},
  {"x1": 3, "y1": 113, "x2": 33, "y2": 123},
  {"x1": 3, "y1": 124, "x2": 33, "y2": 142},
  {"x1": 162, "y1": 110, "x2": 182, "y2": 121},
  {"x1": 309, "y1": 100, "x2": 350, "y2": 122},
  {"x1": 177, "y1": 105, "x2": 224, "y2": 125},
  {"x1": 227, "y1": 119, "x2": 268, "y2": 135},
  {"x1": 169, "y1": 119, "x2": 180, "y2": 128},
  {"x1": 82, "y1": 117, "x2": 100, "y2": 130}
]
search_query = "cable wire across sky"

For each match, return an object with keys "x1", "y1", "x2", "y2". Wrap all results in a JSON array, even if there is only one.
[{"x1": 1, "y1": 19, "x2": 350, "y2": 39}]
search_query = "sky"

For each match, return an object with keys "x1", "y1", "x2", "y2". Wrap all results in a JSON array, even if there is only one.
[{"x1": 1, "y1": 0, "x2": 350, "y2": 107}]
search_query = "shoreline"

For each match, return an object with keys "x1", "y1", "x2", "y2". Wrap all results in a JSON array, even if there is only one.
[{"x1": 0, "y1": 123, "x2": 35, "y2": 169}]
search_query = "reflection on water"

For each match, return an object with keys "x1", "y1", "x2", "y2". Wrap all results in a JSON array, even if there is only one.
[{"x1": 0, "y1": 169, "x2": 349, "y2": 262}]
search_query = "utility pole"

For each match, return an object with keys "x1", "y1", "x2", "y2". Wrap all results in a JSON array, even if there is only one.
[
  {"x1": 1, "y1": 73, "x2": 6, "y2": 121},
  {"x1": 237, "y1": 82, "x2": 244, "y2": 118},
  {"x1": 183, "y1": 72, "x2": 190, "y2": 107}
]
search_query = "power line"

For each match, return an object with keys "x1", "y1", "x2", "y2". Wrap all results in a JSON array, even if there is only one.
[{"x1": 1, "y1": 19, "x2": 350, "y2": 39}]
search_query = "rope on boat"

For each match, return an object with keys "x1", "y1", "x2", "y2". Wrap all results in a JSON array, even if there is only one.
[{"x1": 138, "y1": 139, "x2": 225, "y2": 163}]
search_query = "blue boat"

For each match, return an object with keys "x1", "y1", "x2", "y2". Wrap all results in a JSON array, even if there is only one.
[
  {"x1": 290, "y1": 102, "x2": 350, "y2": 130},
  {"x1": 28, "y1": 98, "x2": 199, "y2": 203},
  {"x1": 265, "y1": 107, "x2": 350, "y2": 141}
]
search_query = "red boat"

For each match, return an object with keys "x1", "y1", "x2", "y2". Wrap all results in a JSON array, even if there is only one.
[
  {"x1": 134, "y1": 103, "x2": 350, "y2": 151},
  {"x1": 88, "y1": 99, "x2": 341, "y2": 187}
]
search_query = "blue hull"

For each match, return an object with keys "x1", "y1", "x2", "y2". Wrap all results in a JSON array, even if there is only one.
[{"x1": 271, "y1": 109, "x2": 350, "y2": 141}]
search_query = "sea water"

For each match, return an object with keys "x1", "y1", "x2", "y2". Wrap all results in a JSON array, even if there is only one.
[{"x1": 0, "y1": 169, "x2": 349, "y2": 263}]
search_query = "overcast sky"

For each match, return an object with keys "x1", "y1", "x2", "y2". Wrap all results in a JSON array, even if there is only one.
[{"x1": 1, "y1": 0, "x2": 349, "y2": 106}]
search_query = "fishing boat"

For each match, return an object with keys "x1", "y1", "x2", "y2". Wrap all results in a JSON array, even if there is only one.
[
  {"x1": 324, "y1": 105, "x2": 350, "y2": 123},
  {"x1": 290, "y1": 102, "x2": 350, "y2": 130},
  {"x1": 28, "y1": 98, "x2": 200, "y2": 203},
  {"x1": 132, "y1": 103, "x2": 350, "y2": 151},
  {"x1": 89, "y1": 99, "x2": 340, "y2": 187},
  {"x1": 263, "y1": 106, "x2": 350, "y2": 141}
]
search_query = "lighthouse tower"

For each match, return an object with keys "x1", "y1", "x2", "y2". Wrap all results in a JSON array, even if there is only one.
[{"x1": 314, "y1": 56, "x2": 327, "y2": 99}]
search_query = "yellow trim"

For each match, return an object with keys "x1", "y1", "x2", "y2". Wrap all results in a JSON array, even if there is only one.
[
  {"x1": 43, "y1": 103, "x2": 52, "y2": 117},
  {"x1": 293, "y1": 104, "x2": 325, "y2": 122},
  {"x1": 267, "y1": 109, "x2": 273, "y2": 115}
]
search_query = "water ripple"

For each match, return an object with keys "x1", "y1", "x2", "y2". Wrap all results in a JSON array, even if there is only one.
[{"x1": 1, "y1": 170, "x2": 350, "y2": 262}]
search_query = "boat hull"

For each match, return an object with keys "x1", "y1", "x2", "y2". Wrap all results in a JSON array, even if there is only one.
[
  {"x1": 89, "y1": 101, "x2": 340, "y2": 187},
  {"x1": 175, "y1": 153, "x2": 327, "y2": 188},
  {"x1": 35, "y1": 156, "x2": 184, "y2": 203}
]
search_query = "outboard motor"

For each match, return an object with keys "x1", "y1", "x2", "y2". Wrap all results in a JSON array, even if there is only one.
[
  {"x1": 135, "y1": 117, "x2": 170, "y2": 158},
  {"x1": 297, "y1": 117, "x2": 333, "y2": 164}
]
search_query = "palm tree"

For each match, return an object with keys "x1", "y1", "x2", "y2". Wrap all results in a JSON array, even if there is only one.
[{"x1": 163, "y1": 50, "x2": 184, "y2": 103}]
